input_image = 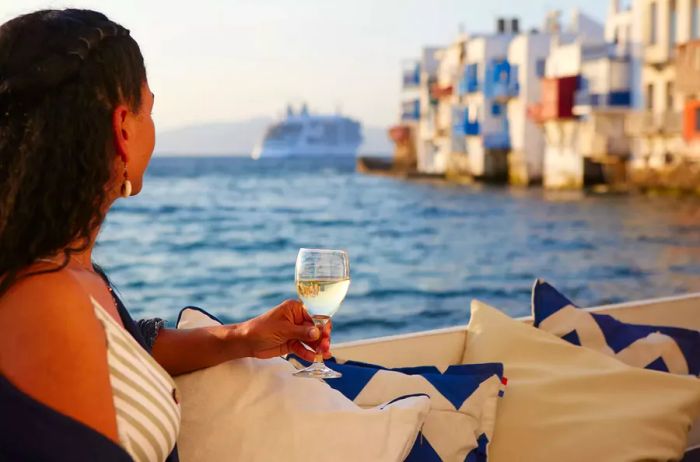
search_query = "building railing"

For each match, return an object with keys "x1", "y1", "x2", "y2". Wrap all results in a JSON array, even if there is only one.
[
  {"x1": 625, "y1": 111, "x2": 682, "y2": 136},
  {"x1": 431, "y1": 84, "x2": 453, "y2": 99},
  {"x1": 644, "y1": 44, "x2": 671, "y2": 66},
  {"x1": 581, "y1": 43, "x2": 616, "y2": 61},
  {"x1": 574, "y1": 90, "x2": 631, "y2": 109}
]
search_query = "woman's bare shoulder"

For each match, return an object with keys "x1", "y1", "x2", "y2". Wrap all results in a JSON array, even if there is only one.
[
  {"x1": 0, "y1": 268, "x2": 120, "y2": 442},
  {"x1": 0, "y1": 268, "x2": 99, "y2": 342}
]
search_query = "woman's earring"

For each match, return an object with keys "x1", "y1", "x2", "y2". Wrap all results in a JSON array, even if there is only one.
[{"x1": 121, "y1": 165, "x2": 132, "y2": 198}]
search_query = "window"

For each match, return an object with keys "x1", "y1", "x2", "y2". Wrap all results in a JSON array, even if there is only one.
[
  {"x1": 693, "y1": 1, "x2": 700, "y2": 39},
  {"x1": 535, "y1": 58, "x2": 546, "y2": 78},
  {"x1": 649, "y1": 2, "x2": 657, "y2": 44},
  {"x1": 646, "y1": 83, "x2": 654, "y2": 111},
  {"x1": 578, "y1": 76, "x2": 588, "y2": 92},
  {"x1": 670, "y1": 0, "x2": 677, "y2": 46},
  {"x1": 465, "y1": 63, "x2": 479, "y2": 92},
  {"x1": 491, "y1": 102, "x2": 503, "y2": 116},
  {"x1": 666, "y1": 81, "x2": 674, "y2": 110}
]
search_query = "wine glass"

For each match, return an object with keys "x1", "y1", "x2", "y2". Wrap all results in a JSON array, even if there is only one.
[{"x1": 294, "y1": 248, "x2": 350, "y2": 379}]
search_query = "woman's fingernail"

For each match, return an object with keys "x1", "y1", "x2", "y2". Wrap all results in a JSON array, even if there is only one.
[{"x1": 308, "y1": 328, "x2": 320, "y2": 340}]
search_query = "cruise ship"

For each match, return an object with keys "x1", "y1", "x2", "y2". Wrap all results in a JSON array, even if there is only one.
[{"x1": 251, "y1": 104, "x2": 363, "y2": 159}]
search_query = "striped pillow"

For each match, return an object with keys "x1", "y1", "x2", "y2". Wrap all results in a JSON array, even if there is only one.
[
  {"x1": 288, "y1": 356, "x2": 505, "y2": 461},
  {"x1": 175, "y1": 308, "x2": 431, "y2": 462},
  {"x1": 532, "y1": 279, "x2": 700, "y2": 376}
]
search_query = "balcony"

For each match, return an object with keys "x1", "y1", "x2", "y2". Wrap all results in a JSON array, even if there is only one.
[
  {"x1": 625, "y1": 111, "x2": 682, "y2": 136},
  {"x1": 388, "y1": 125, "x2": 411, "y2": 143},
  {"x1": 644, "y1": 44, "x2": 671, "y2": 66},
  {"x1": 578, "y1": 114, "x2": 629, "y2": 157},
  {"x1": 484, "y1": 132, "x2": 510, "y2": 150},
  {"x1": 402, "y1": 62, "x2": 421, "y2": 89},
  {"x1": 431, "y1": 84, "x2": 453, "y2": 99},
  {"x1": 573, "y1": 90, "x2": 631, "y2": 113},
  {"x1": 400, "y1": 100, "x2": 420, "y2": 121},
  {"x1": 463, "y1": 108, "x2": 480, "y2": 136},
  {"x1": 529, "y1": 76, "x2": 578, "y2": 122},
  {"x1": 676, "y1": 40, "x2": 700, "y2": 94}
]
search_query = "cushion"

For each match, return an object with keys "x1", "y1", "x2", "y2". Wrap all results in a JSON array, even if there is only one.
[
  {"x1": 174, "y1": 307, "x2": 430, "y2": 462},
  {"x1": 532, "y1": 279, "x2": 700, "y2": 376},
  {"x1": 288, "y1": 356, "x2": 505, "y2": 461},
  {"x1": 462, "y1": 300, "x2": 700, "y2": 462}
]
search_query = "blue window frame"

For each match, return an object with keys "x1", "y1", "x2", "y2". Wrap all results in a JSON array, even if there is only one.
[
  {"x1": 536, "y1": 58, "x2": 546, "y2": 78},
  {"x1": 491, "y1": 102, "x2": 503, "y2": 116}
]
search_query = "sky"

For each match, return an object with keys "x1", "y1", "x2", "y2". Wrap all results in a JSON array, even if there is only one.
[{"x1": 1, "y1": 0, "x2": 610, "y2": 131}]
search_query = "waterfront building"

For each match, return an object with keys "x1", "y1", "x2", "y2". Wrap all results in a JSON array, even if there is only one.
[
  {"x1": 431, "y1": 35, "x2": 468, "y2": 176},
  {"x1": 386, "y1": 48, "x2": 440, "y2": 174},
  {"x1": 385, "y1": 1, "x2": 700, "y2": 191},
  {"x1": 676, "y1": 39, "x2": 700, "y2": 159},
  {"x1": 625, "y1": 0, "x2": 700, "y2": 187},
  {"x1": 530, "y1": 10, "x2": 635, "y2": 189},
  {"x1": 504, "y1": 28, "x2": 552, "y2": 185},
  {"x1": 456, "y1": 19, "x2": 519, "y2": 181}
]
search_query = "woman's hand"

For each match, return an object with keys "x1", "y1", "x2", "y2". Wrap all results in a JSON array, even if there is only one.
[{"x1": 241, "y1": 299, "x2": 332, "y2": 362}]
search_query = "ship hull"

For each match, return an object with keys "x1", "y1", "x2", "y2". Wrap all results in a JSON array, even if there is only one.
[{"x1": 252, "y1": 144, "x2": 362, "y2": 159}]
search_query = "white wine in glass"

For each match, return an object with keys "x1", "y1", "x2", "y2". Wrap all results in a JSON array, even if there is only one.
[{"x1": 294, "y1": 248, "x2": 350, "y2": 379}]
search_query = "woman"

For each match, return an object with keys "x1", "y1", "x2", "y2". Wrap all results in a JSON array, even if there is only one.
[{"x1": 0, "y1": 9, "x2": 331, "y2": 462}]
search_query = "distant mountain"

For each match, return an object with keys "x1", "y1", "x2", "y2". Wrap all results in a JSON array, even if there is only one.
[
  {"x1": 154, "y1": 118, "x2": 272, "y2": 156},
  {"x1": 155, "y1": 118, "x2": 392, "y2": 157}
]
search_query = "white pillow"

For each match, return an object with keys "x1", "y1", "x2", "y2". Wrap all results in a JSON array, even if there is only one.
[
  {"x1": 174, "y1": 308, "x2": 430, "y2": 462},
  {"x1": 462, "y1": 300, "x2": 700, "y2": 462}
]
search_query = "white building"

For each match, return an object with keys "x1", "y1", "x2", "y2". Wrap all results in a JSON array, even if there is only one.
[
  {"x1": 505, "y1": 31, "x2": 552, "y2": 185},
  {"x1": 626, "y1": 0, "x2": 700, "y2": 171},
  {"x1": 676, "y1": 39, "x2": 700, "y2": 162},
  {"x1": 429, "y1": 36, "x2": 467, "y2": 175},
  {"x1": 414, "y1": 47, "x2": 442, "y2": 174},
  {"x1": 458, "y1": 19, "x2": 519, "y2": 181},
  {"x1": 534, "y1": 10, "x2": 637, "y2": 189},
  {"x1": 386, "y1": 48, "x2": 440, "y2": 174}
]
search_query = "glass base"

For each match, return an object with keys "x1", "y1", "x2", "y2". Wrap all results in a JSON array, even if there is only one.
[{"x1": 294, "y1": 362, "x2": 342, "y2": 379}]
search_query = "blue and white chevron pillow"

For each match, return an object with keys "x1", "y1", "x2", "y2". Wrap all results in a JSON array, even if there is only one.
[
  {"x1": 532, "y1": 279, "x2": 700, "y2": 376},
  {"x1": 288, "y1": 356, "x2": 505, "y2": 462}
]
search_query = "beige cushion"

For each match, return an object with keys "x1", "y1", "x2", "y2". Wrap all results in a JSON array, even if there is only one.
[
  {"x1": 174, "y1": 308, "x2": 430, "y2": 462},
  {"x1": 462, "y1": 300, "x2": 700, "y2": 462}
]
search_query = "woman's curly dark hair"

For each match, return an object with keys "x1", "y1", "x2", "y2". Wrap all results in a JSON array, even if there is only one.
[{"x1": 0, "y1": 9, "x2": 146, "y2": 295}]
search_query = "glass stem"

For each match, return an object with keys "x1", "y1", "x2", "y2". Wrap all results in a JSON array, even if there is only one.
[{"x1": 312, "y1": 317, "x2": 329, "y2": 365}]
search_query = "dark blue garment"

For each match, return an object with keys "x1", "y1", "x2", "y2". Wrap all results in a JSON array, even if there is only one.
[
  {"x1": 0, "y1": 267, "x2": 179, "y2": 461},
  {"x1": 0, "y1": 374, "x2": 134, "y2": 461}
]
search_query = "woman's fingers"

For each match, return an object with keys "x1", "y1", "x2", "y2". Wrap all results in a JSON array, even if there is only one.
[
  {"x1": 322, "y1": 319, "x2": 332, "y2": 336},
  {"x1": 289, "y1": 341, "x2": 317, "y2": 362}
]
